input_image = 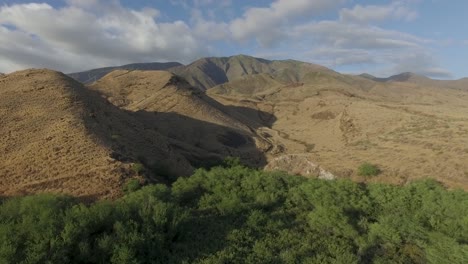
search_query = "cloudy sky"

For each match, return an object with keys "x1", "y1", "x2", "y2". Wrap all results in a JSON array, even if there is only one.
[{"x1": 0, "y1": 0, "x2": 466, "y2": 79}]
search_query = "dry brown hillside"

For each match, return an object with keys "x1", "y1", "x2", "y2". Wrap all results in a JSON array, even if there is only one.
[
  {"x1": 360, "y1": 72, "x2": 468, "y2": 91},
  {"x1": 0, "y1": 69, "x2": 195, "y2": 199},
  {"x1": 208, "y1": 73, "x2": 468, "y2": 190},
  {"x1": 90, "y1": 70, "x2": 270, "y2": 169}
]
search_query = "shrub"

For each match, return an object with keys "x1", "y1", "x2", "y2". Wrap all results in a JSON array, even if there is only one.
[
  {"x1": 131, "y1": 163, "x2": 145, "y2": 175},
  {"x1": 222, "y1": 156, "x2": 242, "y2": 168},
  {"x1": 123, "y1": 178, "x2": 141, "y2": 193},
  {"x1": 358, "y1": 162, "x2": 381, "y2": 176}
]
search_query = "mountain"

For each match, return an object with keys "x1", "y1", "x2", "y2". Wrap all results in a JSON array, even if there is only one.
[
  {"x1": 207, "y1": 66, "x2": 468, "y2": 190},
  {"x1": 2, "y1": 55, "x2": 468, "y2": 198},
  {"x1": 68, "y1": 62, "x2": 182, "y2": 84},
  {"x1": 89, "y1": 70, "x2": 271, "y2": 169},
  {"x1": 170, "y1": 54, "x2": 334, "y2": 90},
  {"x1": 0, "y1": 69, "x2": 209, "y2": 199},
  {"x1": 359, "y1": 72, "x2": 468, "y2": 90}
]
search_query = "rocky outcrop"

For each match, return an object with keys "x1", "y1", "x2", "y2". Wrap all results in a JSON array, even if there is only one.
[{"x1": 265, "y1": 154, "x2": 335, "y2": 180}]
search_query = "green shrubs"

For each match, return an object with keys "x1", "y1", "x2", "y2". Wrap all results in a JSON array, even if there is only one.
[
  {"x1": 122, "y1": 178, "x2": 141, "y2": 193},
  {"x1": 0, "y1": 167, "x2": 466, "y2": 263},
  {"x1": 358, "y1": 162, "x2": 381, "y2": 176},
  {"x1": 130, "y1": 163, "x2": 145, "y2": 175}
]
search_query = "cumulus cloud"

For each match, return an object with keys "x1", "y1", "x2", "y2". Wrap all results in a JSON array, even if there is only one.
[
  {"x1": 0, "y1": 0, "x2": 453, "y2": 78},
  {"x1": 288, "y1": 20, "x2": 451, "y2": 78},
  {"x1": 388, "y1": 52, "x2": 452, "y2": 78},
  {"x1": 293, "y1": 21, "x2": 427, "y2": 50},
  {"x1": 191, "y1": 9, "x2": 229, "y2": 41},
  {"x1": 0, "y1": 1, "x2": 207, "y2": 73},
  {"x1": 340, "y1": 1, "x2": 418, "y2": 24},
  {"x1": 229, "y1": 0, "x2": 345, "y2": 47},
  {"x1": 306, "y1": 48, "x2": 376, "y2": 67}
]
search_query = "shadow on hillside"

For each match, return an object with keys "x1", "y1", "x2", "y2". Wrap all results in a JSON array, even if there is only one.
[
  {"x1": 78, "y1": 87, "x2": 268, "y2": 183},
  {"x1": 196, "y1": 93, "x2": 278, "y2": 129},
  {"x1": 133, "y1": 111, "x2": 267, "y2": 168},
  {"x1": 224, "y1": 105, "x2": 277, "y2": 128}
]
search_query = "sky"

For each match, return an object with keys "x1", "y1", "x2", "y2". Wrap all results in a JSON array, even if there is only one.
[{"x1": 0, "y1": 0, "x2": 467, "y2": 79}]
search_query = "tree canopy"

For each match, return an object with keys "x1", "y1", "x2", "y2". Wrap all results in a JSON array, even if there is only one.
[{"x1": 0, "y1": 165, "x2": 466, "y2": 263}]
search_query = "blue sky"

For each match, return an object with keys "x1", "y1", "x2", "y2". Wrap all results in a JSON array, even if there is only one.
[{"x1": 0, "y1": 0, "x2": 466, "y2": 79}]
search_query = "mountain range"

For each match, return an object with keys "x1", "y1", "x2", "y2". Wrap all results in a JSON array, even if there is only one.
[{"x1": 1, "y1": 55, "x2": 468, "y2": 199}]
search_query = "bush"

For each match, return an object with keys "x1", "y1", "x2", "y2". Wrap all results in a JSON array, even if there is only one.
[
  {"x1": 1, "y1": 167, "x2": 465, "y2": 263},
  {"x1": 222, "y1": 156, "x2": 243, "y2": 168},
  {"x1": 358, "y1": 162, "x2": 381, "y2": 176},
  {"x1": 131, "y1": 163, "x2": 145, "y2": 175},
  {"x1": 123, "y1": 178, "x2": 141, "y2": 193}
]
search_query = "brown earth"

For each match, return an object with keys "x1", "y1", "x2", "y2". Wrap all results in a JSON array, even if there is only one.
[
  {"x1": 208, "y1": 72, "x2": 468, "y2": 190},
  {"x1": 2, "y1": 56, "x2": 468, "y2": 198},
  {"x1": 0, "y1": 69, "x2": 195, "y2": 199},
  {"x1": 89, "y1": 70, "x2": 271, "y2": 168}
]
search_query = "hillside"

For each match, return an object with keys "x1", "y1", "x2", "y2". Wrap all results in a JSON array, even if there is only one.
[
  {"x1": 360, "y1": 72, "x2": 468, "y2": 90},
  {"x1": 208, "y1": 69, "x2": 468, "y2": 189},
  {"x1": 89, "y1": 70, "x2": 271, "y2": 169},
  {"x1": 0, "y1": 69, "x2": 195, "y2": 199},
  {"x1": 68, "y1": 62, "x2": 182, "y2": 84},
  {"x1": 170, "y1": 54, "x2": 335, "y2": 90},
  {"x1": 2, "y1": 56, "x2": 468, "y2": 197}
]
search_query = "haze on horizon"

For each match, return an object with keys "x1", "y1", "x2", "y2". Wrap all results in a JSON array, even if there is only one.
[{"x1": 0, "y1": 0, "x2": 467, "y2": 79}]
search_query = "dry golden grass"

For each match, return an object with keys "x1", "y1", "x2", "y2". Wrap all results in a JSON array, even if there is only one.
[
  {"x1": 209, "y1": 77, "x2": 468, "y2": 190},
  {"x1": 0, "y1": 69, "x2": 194, "y2": 199},
  {"x1": 1, "y1": 67, "x2": 467, "y2": 199}
]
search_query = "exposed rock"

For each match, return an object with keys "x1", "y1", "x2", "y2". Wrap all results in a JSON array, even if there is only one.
[{"x1": 265, "y1": 154, "x2": 335, "y2": 180}]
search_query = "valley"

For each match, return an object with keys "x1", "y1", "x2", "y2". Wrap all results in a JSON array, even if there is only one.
[{"x1": 1, "y1": 55, "x2": 467, "y2": 199}]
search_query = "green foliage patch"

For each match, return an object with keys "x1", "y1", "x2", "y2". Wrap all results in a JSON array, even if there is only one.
[
  {"x1": 358, "y1": 162, "x2": 381, "y2": 176},
  {"x1": 123, "y1": 178, "x2": 141, "y2": 194},
  {"x1": 0, "y1": 165, "x2": 466, "y2": 263}
]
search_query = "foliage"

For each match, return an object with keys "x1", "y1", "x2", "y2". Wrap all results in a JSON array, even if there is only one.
[
  {"x1": 123, "y1": 178, "x2": 141, "y2": 194},
  {"x1": 0, "y1": 166, "x2": 466, "y2": 263},
  {"x1": 358, "y1": 162, "x2": 381, "y2": 176},
  {"x1": 131, "y1": 163, "x2": 145, "y2": 175}
]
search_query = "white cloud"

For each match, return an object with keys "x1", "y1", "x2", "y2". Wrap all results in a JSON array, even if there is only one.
[
  {"x1": 194, "y1": 0, "x2": 231, "y2": 7},
  {"x1": 191, "y1": 9, "x2": 229, "y2": 41},
  {"x1": 287, "y1": 21, "x2": 451, "y2": 78},
  {"x1": 0, "y1": 0, "x2": 453, "y2": 78},
  {"x1": 0, "y1": 1, "x2": 207, "y2": 73},
  {"x1": 388, "y1": 51, "x2": 452, "y2": 78},
  {"x1": 340, "y1": 1, "x2": 418, "y2": 24},
  {"x1": 293, "y1": 21, "x2": 428, "y2": 50},
  {"x1": 229, "y1": 0, "x2": 345, "y2": 47},
  {"x1": 306, "y1": 48, "x2": 376, "y2": 67}
]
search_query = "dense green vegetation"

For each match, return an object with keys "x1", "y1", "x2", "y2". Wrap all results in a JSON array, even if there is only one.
[{"x1": 0, "y1": 164, "x2": 466, "y2": 263}]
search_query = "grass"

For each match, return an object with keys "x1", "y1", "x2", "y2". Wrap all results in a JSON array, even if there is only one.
[{"x1": 358, "y1": 162, "x2": 381, "y2": 176}]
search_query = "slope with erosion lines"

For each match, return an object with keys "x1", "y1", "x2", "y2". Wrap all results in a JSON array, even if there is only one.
[
  {"x1": 89, "y1": 70, "x2": 272, "y2": 169},
  {"x1": 0, "y1": 69, "x2": 200, "y2": 199},
  {"x1": 208, "y1": 72, "x2": 468, "y2": 190},
  {"x1": 68, "y1": 62, "x2": 182, "y2": 84},
  {"x1": 170, "y1": 54, "x2": 335, "y2": 90}
]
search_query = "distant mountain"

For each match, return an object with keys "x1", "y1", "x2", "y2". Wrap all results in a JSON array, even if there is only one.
[
  {"x1": 359, "y1": 72, "x2": 468, "y2": 90},
  {"x1": 170, "y1": 54, "x2": 334, "y2": 90},
  {"x1": 359, "y1": 72, "x2": 431, "y2": 83},
  {"x1": 68, "y1": 62, "x2": 182, "y2": 84}
]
